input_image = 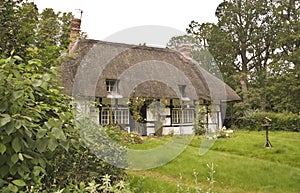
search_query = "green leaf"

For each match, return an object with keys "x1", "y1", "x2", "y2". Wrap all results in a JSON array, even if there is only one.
[
  {"x1": 9, "y1": 165, "x2": 18, "y2": 175},
  {"x1": 32, "y1": 79, "x2": 42, "y2": 87},
  {"x1": 15, "y1": 120, "x2": 22, "y2": 130},
  {"x1": 8, "y1": 183, "x2": 18, "y2": 192},
  {"x1": 28, "y1": 59, "x2": 41, "y2": 66},
  {"x1": 48, "y1": 138, "x2": 58, "y2": 151},
  {"x1": 41, "y1": 82, "x2": 49, "y2": 89},
  {"x1": 12, "y1": 137, "x2": 21, "y2": 153},
  {"x1": 13, "y1": 55, "x2": 23, "y2": 61},
  {"x1": 36, "y1": 129, "x2": 47, "y2": 139},
  {"x1": 3, "y1": 135, "x2": 12, "y2": 144},
  {"x1": 60, "y1": 140, "x2": 69, "y2": 151},
  {"x1": 44, "y1": 121, "x2": 51, "y2": 129},
  {"x1": 0, "y1": 114, "x2": 11, "y2": 127},
  {"x1": 22, "y1": 154, "x2": 33, "y2": 160},
  {"x1": 17, "y1": 167, "x2": 24, "y2": 177},
  {"x1": 11, "y1": 69, "x2": 21, "y2": 79},
  {"x1": 36, "y1": 139, "x2": 47, "y2": 153},
  {"x1": 33, "y1": 166, "x2": 45, "y2": 177},
  {"x1": 11, "y1": 154, "x2": 19, "y2": 164},
  {"x1": 0, "y1": 102, "x2": 8, "y2": 112},
  {"x1": 42, "y1": 73, "x2": 51, "y2": 81},
  {"x1": 12, "y1": 179, "x2": 26, "y2": 187},
  {"x1": 48, "y1": 118, "x2": 62, "y2": 128},
  {"x1": 38, "y1": 158, "x2": 46, "y2": 168},
  {"x1": 18, "y1": 153, "x2": 24, "y2": 161},
  {"x1": 52, "y1": 127, "x2": 66, "y2": 140},
  {"x1": 5, "y1": 121, "x2": 16, "y2": 135},
  {"x1": 0, "y1": 143, "x2": 6, "y2": 155},
  {"x1": 12, "y1": 90, "x2": 24, "y2": 100},
  {"x1": 28, "y1": 91, "x2": 35, "y2": 100},
  {"x1": 0, "y1": 165, "x2": 9, "y2": 178}
]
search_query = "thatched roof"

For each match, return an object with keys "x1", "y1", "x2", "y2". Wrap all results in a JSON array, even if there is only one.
[{"x1": 61, "y1": 39, "x2": 240, "y2": 101}]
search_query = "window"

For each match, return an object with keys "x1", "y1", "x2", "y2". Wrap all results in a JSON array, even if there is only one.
[
  {"x1": 172, "y1": 108, "x2": 194, "y2": 124},
  {"x1": 100, "y1": 108, "x2": 129, "y2": 125},
  {"x1": 172, "y1": 108, "x2": 182, "y2": 124},
  {"x1": 106, "y1": 79, "x2": 119, "y2": 92},
  {"x1": 101, "y1": 109, "x2": 110, "y2": 125},
  {"x1": 178, "y1": 85, "x2": 186, "y2": 97},
  {"x1": 114, "y1": 109, "x2": 129, "y2": 124},
  {"x1": 183, "y1": 109, "x2": 194, "y2": 123}
]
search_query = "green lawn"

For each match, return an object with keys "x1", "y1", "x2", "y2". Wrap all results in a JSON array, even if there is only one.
[{"x1": 127, "y1": 131, "x2": 300, "y2": 193}]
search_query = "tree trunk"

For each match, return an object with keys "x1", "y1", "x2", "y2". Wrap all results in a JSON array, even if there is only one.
[
  {"x1": 240, "y1": 72, "x2": 249, "y2": 114},
  {"x1": 261, "y1": 93, "x2": 266, "y2": 112}
]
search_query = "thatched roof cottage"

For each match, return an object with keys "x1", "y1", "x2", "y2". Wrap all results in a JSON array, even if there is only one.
[{"x1": 61, "y1": 19, "x2": 240, "y2": 135}]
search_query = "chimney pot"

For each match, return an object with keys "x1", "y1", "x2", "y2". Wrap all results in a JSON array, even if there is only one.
[
  {"x1": 179, "y1": 44, "x2": 192, "y2": 58},
  {"x1": 69, "y1": 18, "x2": 82, "y2": 51}
]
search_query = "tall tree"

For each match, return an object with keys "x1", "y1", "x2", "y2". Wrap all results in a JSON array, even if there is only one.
[
  {"x1": 267, "y1": 0, "x2": 300, "y2": 113},
  {"x1": 0, "y1": 1, "x2": 72, "y2": 67},
  {"x1": 188, "y1": 0, "x2": 280, "y2": 113},
  {"x1": 0, "y1": 0, "x2": 38, "y2": 57}
]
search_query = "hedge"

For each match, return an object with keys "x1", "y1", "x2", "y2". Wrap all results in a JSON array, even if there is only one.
[{"x1": 235, "y1": 111, "x2": 300, "y2": 132}]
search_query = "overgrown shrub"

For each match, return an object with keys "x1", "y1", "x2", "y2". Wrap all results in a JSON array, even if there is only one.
[
  {"x1": 0, "y1": 55, "x2": 128, "y2": 192},
  {"x1": 0, "y1": 55, "x2": 78, "y2": 192},
  {"x1": 235, "y1": 110, "x2": 300, "y2": 131},
  {"x1": 45, "y1": 146, "x2": 126, "y2": 192},
  {"x1": 104, "y1": 124, "x2": 143, "y2": 145}
]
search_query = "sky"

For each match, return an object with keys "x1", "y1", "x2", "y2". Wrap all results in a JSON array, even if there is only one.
[{"x1": 33, "y1": 0, "x2": 223, "y2": 46}]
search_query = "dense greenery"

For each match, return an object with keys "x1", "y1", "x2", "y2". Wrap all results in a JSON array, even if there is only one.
[
  {"x1": 128, "y1": 131, "x2": 300, "y2": 193},
  {"x1": 0, "y1": 0, "x2": 72, "y2": 66},
  {"x1": 0, "y1": 1, "x2": 130, "y2": 192},
  {"x1": 0, "y1": 51, "x2": 131, "y2": 193},
  {"x1": 169, "y1": 0, "x2": 299, "y2": 116},
  {"x1": 235, "y1": 110, "x2": 300, "y2": 132},
  {"x1": 0, "y1": 52, "x2": 77, "y2": 192},
  {"x1": 104, "y1": 124, "x2": 143, "y2": 145}
]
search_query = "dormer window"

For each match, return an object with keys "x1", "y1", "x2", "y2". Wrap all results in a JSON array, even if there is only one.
[
  {"x1": 178, "y1": 84, "x2": 190, "y2": 101},
  {"x1": 106, "y1": 79, "x2": 119, "y2": 92},
  {"x1": 178, "y1": 84, "x2": 187, "y2": 97}
]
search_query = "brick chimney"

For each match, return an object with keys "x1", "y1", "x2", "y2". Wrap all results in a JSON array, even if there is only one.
[
  {"x1": 178, "y1": 44, "x2": 192, "y2": 58},
  {"x1": 69, "y1": 18, "x2": 81, "y2": 51}
]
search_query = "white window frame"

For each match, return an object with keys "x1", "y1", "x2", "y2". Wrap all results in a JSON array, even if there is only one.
[
  {"x1": 114, "y1": 108, "x2": 129, "y2": 124},
  {"x1": 172, "y1": 108, "x2": 194, "y2": 124},
  {"x1": 100, "y1": 109, "x2": 110, "y2": 125},
  {"x1": 106, "y1": 79, "x2": 119, "y2": 92},
  {"x1": 100, "y1": 108, "x2": 129, "y2": 125}
]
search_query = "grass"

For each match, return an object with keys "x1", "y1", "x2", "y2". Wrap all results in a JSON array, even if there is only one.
[{"x1": 126, "y1": 130, "x2": 300, "y2": 193}]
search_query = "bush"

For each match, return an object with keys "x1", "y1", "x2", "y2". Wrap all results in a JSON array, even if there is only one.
[
  {"x1": 104, "y1": 124, "x2": 143, "y2": 145},
  {"x1": 45, "y1": 146, "x2": 126, "y2": 192},
  {"x1": 235, "y1": 110, "x2": 300, "y2": 132},
  {"x1": 0, "y1": 55, "x2": 78, "y2": 192},
  {"x1": 39, "y1": 120, "x2": 129, "y2": 192},
  {"x1": 0, "y1": 55, "x2": 129, "y2": 192}
]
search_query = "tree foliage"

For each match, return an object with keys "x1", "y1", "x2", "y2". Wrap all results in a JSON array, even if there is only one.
[
  {"x1": 0, "y1": 53, "x2": 77, "y2": 192},
  {"x1": 0, "y1": 1, "x2": 128, "y2": 192},
  {"x1": 186, "y1": 0, "x2": 299, "y2": 114},
  {"x1": 0, "y1": 0, "x2": 72, "y2": 66}
]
